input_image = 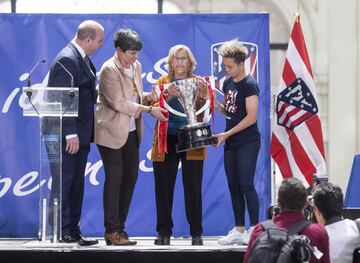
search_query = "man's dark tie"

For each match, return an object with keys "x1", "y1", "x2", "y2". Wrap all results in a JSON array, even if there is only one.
[
  {"x1": 84, "y1": 55, "x2": 95, "y2": 76},
  {"x1": 84, "y1": 56, "x2": 92, "y2": 70}
]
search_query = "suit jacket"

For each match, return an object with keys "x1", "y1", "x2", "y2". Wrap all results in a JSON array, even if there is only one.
[
  {"x1": 94, "y1": 53, "x2": 148, "y2": 149},
  {"x1": 47, "y1": 43, "x2": 97, "y2": 145}
]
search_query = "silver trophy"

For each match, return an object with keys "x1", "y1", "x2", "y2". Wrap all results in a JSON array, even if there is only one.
[
  {"x1": 172, "y1": 78, "x2": 217, "y2": 152},
  {"x1": 176, "y1": 78, "x2": 200, "y2": 127}
]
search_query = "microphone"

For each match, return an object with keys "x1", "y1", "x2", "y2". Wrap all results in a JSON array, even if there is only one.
[
  {"x1": 24, "y1": 88, "x2": 40, "y2": 116},
  {"x1": 68, "y1": 90, "x2": 75, "y2": 99},
  {"x1": 56, "y1": 61, "x2": 74, "y2": 87},
  {"x1": 25, "y1": 89, "x2": 33, "y2": 99},
  {"x1": 27, "y1": 59, "x2": 46, "y2": 87},
  {"x1": 23, "y1": 59, "x2": 45, "y2": 116}
]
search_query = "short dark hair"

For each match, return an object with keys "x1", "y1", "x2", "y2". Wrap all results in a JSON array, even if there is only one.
[
  {"x1": 278, "y1": 178, "x2": 307, "y2": 212},
  {"x1": 312, "y1": 183, "x2": 343, "y2": 221},
  {"x1": 114, "y1": 29, "x2": 143, "y2": 52}
]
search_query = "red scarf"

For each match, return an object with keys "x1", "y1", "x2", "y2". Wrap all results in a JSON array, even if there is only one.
[
  {"x1": 157, "y1": 84, "x2": 168, "y2": 155},
  {"x1": 204, "y1": 76, "x2": 215, "y2": 128}
]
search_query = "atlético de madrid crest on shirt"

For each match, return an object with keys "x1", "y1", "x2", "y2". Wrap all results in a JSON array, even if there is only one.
[{"x1": 276, "y1": 78, "x2": 318, "y2": 130}]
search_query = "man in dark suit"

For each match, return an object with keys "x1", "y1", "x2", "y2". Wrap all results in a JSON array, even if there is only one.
[{"x1": 47, "y1": 20, "x2": 104, "y2": 246}]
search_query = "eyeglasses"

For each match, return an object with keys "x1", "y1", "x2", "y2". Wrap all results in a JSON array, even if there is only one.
[{"x1": 174, "y1": 56, "x2": 189, "y2": 62}]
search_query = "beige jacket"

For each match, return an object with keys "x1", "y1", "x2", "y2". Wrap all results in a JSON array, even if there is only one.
[{"x1": 94, "y1": 53, "x2": 149, "y2": 149}]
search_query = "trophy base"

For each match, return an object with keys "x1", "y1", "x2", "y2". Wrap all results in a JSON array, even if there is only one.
[{"x1": 175, "y1": 123, "x2": 218, "y2": 153}]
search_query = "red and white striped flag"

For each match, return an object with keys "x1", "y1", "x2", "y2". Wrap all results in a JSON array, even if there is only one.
[{"x1": 270, "y1": 15, "x2": 326, "y2": 186}]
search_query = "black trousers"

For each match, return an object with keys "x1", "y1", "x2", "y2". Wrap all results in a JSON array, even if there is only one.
[
  {"x1": 48, "y1": 140, "x2": 90, "y2": 236},
  {"x1": 97, "y1": 131, "x2": 139, "y2": 234},
  {"x1": 153, "y1": 134, "x2": 203, "y2": 237},
  {"x1": 224, "y1": 139, "x2": 260, "y2": 227}
]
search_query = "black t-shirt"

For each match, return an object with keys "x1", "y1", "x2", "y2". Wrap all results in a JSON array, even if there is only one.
[{"x1": 223, "y1": 75, "x2": 260, "y2": 150}]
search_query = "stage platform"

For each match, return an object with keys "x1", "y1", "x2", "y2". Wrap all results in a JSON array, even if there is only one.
[{"x1": 0, "y1": 237, "x2": 246, "y2": 263}]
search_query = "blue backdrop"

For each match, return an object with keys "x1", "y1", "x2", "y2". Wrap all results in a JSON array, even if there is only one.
[
  {"x1": 345, "y1": 154, "x2": 360, "y2": 207},
  {"x1": 0, "y1": 13, "x2": 270, "y2": 237}
]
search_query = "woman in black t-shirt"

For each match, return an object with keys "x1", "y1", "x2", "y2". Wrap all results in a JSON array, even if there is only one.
[{"x1": 215, "y1": 40, "x2": 261, "y2": 245}]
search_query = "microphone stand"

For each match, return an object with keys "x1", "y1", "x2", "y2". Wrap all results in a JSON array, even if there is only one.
[
  {"x1": 62, "y1": 90, "x2": 75, "y2": 116},
  {"x1": 25, "y1": 90, "x2": 40, "y2": 116},
  {"x1": 56, "y1": 61, "x2": 76, "y2": 116},
  {"x1": 24, "y1": 59, "x2": 46, "y2": 116}
]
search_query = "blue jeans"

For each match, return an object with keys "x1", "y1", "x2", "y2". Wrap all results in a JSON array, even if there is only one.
[{"x1": 224, "y1": 140, "x2": 260, "y2": 226}]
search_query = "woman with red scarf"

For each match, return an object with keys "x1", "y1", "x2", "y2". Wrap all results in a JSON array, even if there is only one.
[{"x1": 150, "y1": 44, "x2": 208, "y2": 246}]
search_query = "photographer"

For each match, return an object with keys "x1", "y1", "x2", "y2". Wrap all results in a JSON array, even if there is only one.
[
  {"x1": 244, "y1": 177, "x2": 330, "y2": 263},
  {"x1": 312, "y1": 182, "x2": 360, "y2": 263},
  {"x1": 266, "y1": 174, "x2": 327, "y2": 222}
]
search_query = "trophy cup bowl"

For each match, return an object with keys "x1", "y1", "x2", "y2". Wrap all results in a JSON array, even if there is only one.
[{"x1": 174, "y1": 78, "x2": 217, "y2": 153}]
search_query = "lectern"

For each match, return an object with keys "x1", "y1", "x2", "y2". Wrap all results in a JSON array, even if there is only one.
[{"x1": 23, "y1": 86, "x2": 78, "y2": 243}]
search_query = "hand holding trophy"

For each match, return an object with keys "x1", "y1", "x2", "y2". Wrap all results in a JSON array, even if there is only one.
[{"x1": 154, "y1": 76, "x2": 218, "y2": 152}]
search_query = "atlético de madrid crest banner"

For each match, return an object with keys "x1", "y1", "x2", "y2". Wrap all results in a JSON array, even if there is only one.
[{"x1": 0, "y1": 13, "x2": 270, "y2": 237}]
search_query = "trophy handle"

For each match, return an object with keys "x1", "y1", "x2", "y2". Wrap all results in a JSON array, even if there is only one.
[
  {"x1": 153, "y1": 76, "x2": 215, "y2": 120},
  {"x1": 162, "y1": 99, "x2": 211, "y2": 118}
]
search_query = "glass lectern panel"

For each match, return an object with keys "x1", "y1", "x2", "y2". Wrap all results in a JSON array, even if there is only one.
[
  {"x1": 23, "y1": 87, "x2": 79, "y2": 117},
  {"x1": 22, "y1": 87, "x2": 78, "y2": 244}
]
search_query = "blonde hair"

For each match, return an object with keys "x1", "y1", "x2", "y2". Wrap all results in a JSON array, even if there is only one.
[
  {"x1": 165, "y1": 44, "x2": 197, "y2": 73},
  {"x1": 218, "y1": 39, "x2": 248, "y2": 64}
]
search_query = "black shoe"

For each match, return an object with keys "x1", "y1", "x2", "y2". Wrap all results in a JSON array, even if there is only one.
[
  {"x1": 73, "y1": 233, "x2": 99, "y2": 246},
  {"x1": 61, "y1": 234, "x2": 78, "y2": 243},
  {"x1": 154, "y1": 235, "x2": 170, "y2": 245},
  {"x1": 192, "y1": 236, "x2": 203, "y2": 246}
]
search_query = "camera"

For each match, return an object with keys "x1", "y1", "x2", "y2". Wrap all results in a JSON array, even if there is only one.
[
  {"x1": 304, "y1": 195, "x2": 315, "y2": 221},
  {"x1": 267, "y1": 205, "x2": 280, "y2": 219},
  {"x1": 305, "y1": 174, "x2": 328, "y2": 222},
  {"x1": 306, "y1": 174, "x2": 328, "y2": 194}
]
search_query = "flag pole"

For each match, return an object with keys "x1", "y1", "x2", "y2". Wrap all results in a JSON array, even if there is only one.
[
  {"x1": 294, "y1": 12, "x2": 300, "y2": 23},
  {"x1": 271, "y1": 93, "x2": 277, "y2": 205},
  {"x1": 295, "y1": 0, "x2": 300, "y2": 22},
  {"x1": 296, "y1": 0, "x2": 300, "y2": 19}
]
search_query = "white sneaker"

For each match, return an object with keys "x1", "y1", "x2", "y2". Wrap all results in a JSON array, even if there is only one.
[
  {"x1": 218, "y1": 227, "x2": 246, "y2": 245},
  {"x1": 242, "y1": 226, "x2": 255, "y2": 245}
]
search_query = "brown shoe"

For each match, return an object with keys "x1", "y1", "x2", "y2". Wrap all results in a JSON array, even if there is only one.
[
  {"x1": 121, "y1": 231, "x2": 129, "y2": 240},
  {"x1": 104, "y1": 232, "x2": 137, "y2": 246}
]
